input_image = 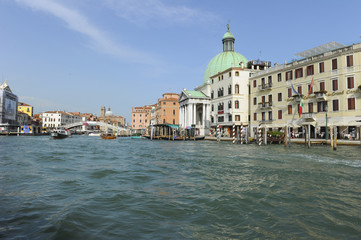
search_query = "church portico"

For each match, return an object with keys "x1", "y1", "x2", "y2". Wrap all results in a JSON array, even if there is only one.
[{"x1": 178, "y1": 90, "x2": 210, "y2": 136}]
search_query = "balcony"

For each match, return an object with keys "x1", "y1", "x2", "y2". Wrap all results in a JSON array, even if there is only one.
[
  {"x1": 258, "y1": 82, "x2": 273, "y2": 91},
  {"x1": 261, "y1": 118, "x2": 274, "y2": 123},
  {"x1": 258, "y1": 101, "x2": 273, "y2": 109},
  {"x1": 314, "y1": 90, "x2": 327, "y2": 101},
  {"x1": 301, "y1": 112, "x2": 316, "y2": 122}
]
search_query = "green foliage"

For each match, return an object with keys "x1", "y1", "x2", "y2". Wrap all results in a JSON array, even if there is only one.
[{"x1": 268, "y1": 131, "x2": 283, "y2": 137}]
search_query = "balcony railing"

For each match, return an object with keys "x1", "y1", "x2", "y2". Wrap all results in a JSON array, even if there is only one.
[
  {"x1": 258, "y1": 101, "x2": 273, "y2": 109},
  {"x1": 261, "y1": 118, "x2": 273, "y2": 123},
  {"x1": 314, "y1": 91, "x2": 327, "y2": 100},
  {"x1": 258, "y1": 82, "x2": 273, "y2": 91},
  {"x1": 301, "y1": 112, "x2": 316, "y2": 122}
]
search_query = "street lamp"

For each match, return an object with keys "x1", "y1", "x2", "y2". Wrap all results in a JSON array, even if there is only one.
[{"x1": 325, "y1": 103, "x2": 328, "y2": 141}]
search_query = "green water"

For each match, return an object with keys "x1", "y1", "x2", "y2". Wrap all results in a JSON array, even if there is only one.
[{"x1": 1, "y1": 136, "x2": 360, "y2": 239}]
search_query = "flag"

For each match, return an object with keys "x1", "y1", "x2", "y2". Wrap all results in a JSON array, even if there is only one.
[
  {"x1": 308, "y1": 78, "x2": 314, "y2": 96},
  {"x1": 290, "y1": 81, "x2": 299, "y2": 96},
  {"x1": 299, "y1": 97, "x2": 303, "y2": 118}
]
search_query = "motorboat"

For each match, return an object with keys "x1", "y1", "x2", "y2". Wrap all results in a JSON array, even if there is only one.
[
  {"x1": 88, "y1": 131, "x2": 101, "y2": 136},
  {"x1": 51, "y1": 128, "x2": 71, "y2": 139}
]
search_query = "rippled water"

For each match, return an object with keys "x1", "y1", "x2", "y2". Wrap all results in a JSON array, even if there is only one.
[{"x1": 1, "y1": 136, "x2": 361, "y2": 239}]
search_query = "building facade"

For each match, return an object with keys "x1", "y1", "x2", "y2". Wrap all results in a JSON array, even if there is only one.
[
  {"x1": 179, "y1": 25, "x2": 265, "y2": 136},
  {"x1": 250, "y1": 42, "x2": 361, "y2": 140},
  {"x1": 41, "y1": 111, "x2": 82, "y2": 130},
  {"x1": 0, "y1": 80, "x2": 18, "y2": 133},
  {"x1": 131, "y1": 105, "x2": 152, "y2": 134},
  {"x1": 154, "y1": 93, "x2": 180, "y2": 125},
  {"x1": 18, "y1": 102, "x2": 33, "y2": 117}
]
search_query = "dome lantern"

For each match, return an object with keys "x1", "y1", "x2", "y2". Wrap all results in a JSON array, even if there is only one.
[{"x1": 222, "y1": 24, "x2": 235, "y2": 52}]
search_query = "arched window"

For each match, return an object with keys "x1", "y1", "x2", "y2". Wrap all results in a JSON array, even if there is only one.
[
  {"x1": 229, "y1": 72, "x2": 232, "y2": 77},
  {"x1": 228, "y1": 100, "x2": 232, "y2": 109},
  {"x1": 235, "y1": 71, "x2": 239, "y2": 76},
  {"x1": 211, "y1": 104, "x2": 214, "y2": 111},
  {"x1": 228, "y1": 85, "x2": 232, "y2": 94},
  {"x1": 235, "y1": 84, "x2": 239, "y2": 94},
  {"x1": 211, "y1": 91, "x2": 214, "y2": 99},
  {"x1": 235, "y1": 100, "x2": 239, "y2": 109}
]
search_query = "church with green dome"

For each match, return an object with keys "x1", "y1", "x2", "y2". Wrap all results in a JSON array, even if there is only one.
[{"x1": 179, "y1": 25, "x2": 261, "y2": 137}]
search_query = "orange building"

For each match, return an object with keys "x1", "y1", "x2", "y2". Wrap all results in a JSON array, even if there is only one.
[
  {"x1": 154, "y1": 93, "x2": 179, "y2": 125},
  {"x1": 131, "y1": 105, "x2": 152, "y2": 134}
]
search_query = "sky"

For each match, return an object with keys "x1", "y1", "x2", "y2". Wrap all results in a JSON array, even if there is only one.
[{"x1": 1, "y1": 0, "x2": 361, "y2": 122}]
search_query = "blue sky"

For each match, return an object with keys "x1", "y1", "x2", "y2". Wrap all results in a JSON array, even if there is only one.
[{"x1": 1, "y1": 0, "x2": 361, "y2": 122}]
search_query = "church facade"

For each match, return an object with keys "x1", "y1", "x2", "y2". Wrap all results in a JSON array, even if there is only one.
[{"x1": 179, "y1": 25, "x2": 266, "y2": 136}]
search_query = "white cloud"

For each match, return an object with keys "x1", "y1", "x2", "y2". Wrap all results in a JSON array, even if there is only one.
[
  {"x1": 104, "y1": 0, "x2": 218, "y2": 26},
  {"x1": 15, "y1": 0, "x2": 160, "y2": 64}
]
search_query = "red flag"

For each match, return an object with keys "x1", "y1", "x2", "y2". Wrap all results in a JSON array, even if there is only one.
[
  {"x1": 308, "y1": 78, "x2": 314, "y2": 96},
  {"x1": 299, "y1": 98, "x2": 303, "y2": 118}
]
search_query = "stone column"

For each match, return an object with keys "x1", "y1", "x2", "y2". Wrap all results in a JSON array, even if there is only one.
[
  {"x1": 180, "y1": 105, "x2": 183, "y2": 128},
  {"x1": 202, "y1": 104, "x2": 206, "y2": 127},
  {"x1": 192, "y1": 104, "x2": 197, "y2": 125}
]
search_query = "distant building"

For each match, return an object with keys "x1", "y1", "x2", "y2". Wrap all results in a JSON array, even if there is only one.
[
  {"x1": 0, "y1": 80, "x2": 18, "y2": 133},
  {"x1": 18, "y1": 102, "x2": 33, "y2": 117},
  {"x1": 131, "y1": 105, "x2": 152, "y2": 134},
  {"x1": 41, "y1": 111, "x2": 82, "y2": 130},
  {"x1": 98, "y1": 106, "x2": 125, "y2": 132},
  {"x1": 154, "y1": 93, "x2": 180, "y2": 125}
]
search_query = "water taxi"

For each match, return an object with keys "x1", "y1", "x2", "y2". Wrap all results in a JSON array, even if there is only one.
[{"x1": 51, "y1": 128, "x2": 71, "y2": 139}]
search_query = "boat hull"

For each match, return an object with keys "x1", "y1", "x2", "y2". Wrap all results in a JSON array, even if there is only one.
[
  {"x1": 101, "y1": 134, "x2": 116, "y2": 139},
  {"x1": 51, "y1": 132, "x2": 69, "y2": 139}
]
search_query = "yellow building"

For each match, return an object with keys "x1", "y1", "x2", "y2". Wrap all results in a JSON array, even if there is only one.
[
  {"x1": 18, "y1": 102, "x2": 33, "y2": 117},
  {"x1": 250, "y1": 42, "x2": 361, "y2": 140}
]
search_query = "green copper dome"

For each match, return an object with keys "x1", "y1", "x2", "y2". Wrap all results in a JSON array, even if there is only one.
[
  {"x1": 203, "y1": 52, "x2": 248, "y2": 83},
  {"x1": 222, "y1": 31, "x2": 235, "y2": 40},
  {"x1": 203, "y1": 25, "x2": 248, "y2": 84}
]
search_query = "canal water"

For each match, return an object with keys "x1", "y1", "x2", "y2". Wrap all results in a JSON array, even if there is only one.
[{"x1": 1, "y1": 136, "x2": 360, "y2": 239}]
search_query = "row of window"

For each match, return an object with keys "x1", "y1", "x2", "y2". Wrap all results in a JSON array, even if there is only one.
[
  {"x1": 253, "y1": 76, "x2": 356, "y2": 104},
  {"x1": 253, "y1": 55, "x2": 354, "y2": 86},
  {"x1": 253, "y1": 97, "x2": 357, "y2": 121},
  {"x1": 211, "y1": 100, "x2": 240, "y2": 111},
  {"x1": 161, "y1": 102, "x2": 177, "y2": 105},
  {"x1": 212, "y1": 71, "x2": 240, "y2": 84},
  {"x1": 211, "y1": 84, "x2": 240, "y2": 99},
  {"x1": 43, "y1": 118, "x2": 79, "y2": 123},
  {"x1": 211, "y1": 114, "x2": 241, "y2": 123}
]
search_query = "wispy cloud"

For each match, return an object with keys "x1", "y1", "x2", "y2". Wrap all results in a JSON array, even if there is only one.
[
  {"x1": 104, "y1": 0, "x2": 218, "y2": 26},
  {"x1": 19, "y1": 96, "x2": 71, "y2": 112},
  {"x1": 15, "y1": 0, "x2": 160, "y2": 64}
]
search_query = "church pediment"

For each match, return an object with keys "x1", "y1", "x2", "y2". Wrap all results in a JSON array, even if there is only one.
[{"x1": 178, "y1": 91, "x2": 189, "y2": 102}]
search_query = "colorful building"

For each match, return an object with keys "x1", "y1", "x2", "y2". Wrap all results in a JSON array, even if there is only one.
[
  {"x1": 131, "y1": 105, "x2": 152, "y2": 134},
  {"x1": 154, "y1": 93, "x2": 179, "y2": 125},
  {"x1": 18, "y1": 102, "x2": 33, "y2": 117}
]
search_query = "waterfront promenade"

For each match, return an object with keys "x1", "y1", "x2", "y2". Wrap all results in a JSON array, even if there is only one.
[{"x1": 205, "y1": 136, "x2": 361, "y2": 146}]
